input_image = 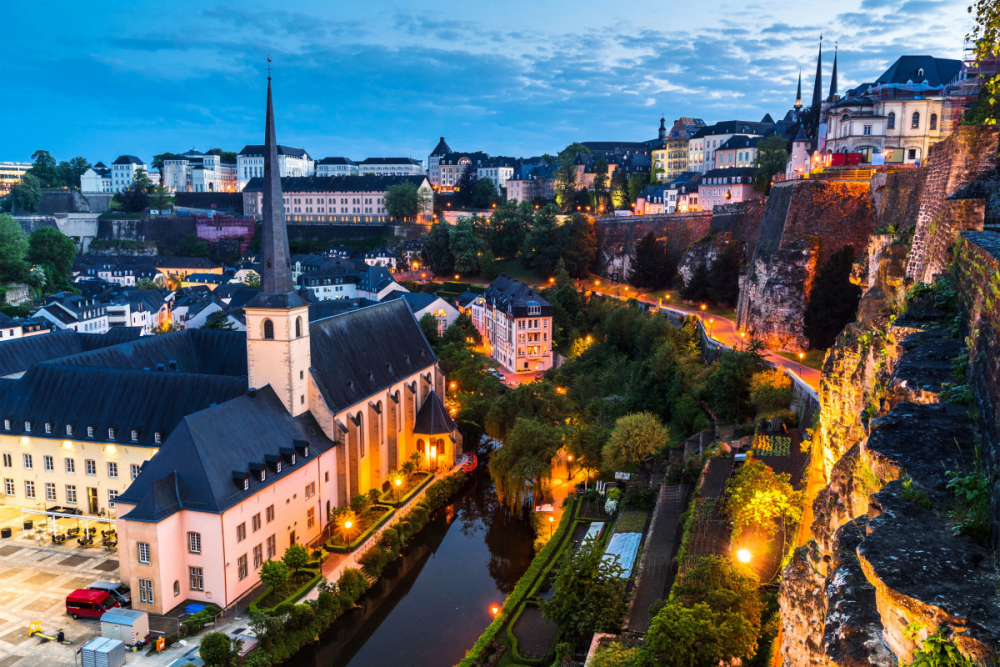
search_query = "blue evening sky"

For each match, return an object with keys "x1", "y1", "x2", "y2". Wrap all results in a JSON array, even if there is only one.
[{"x1": 2, "y1": 0, "x2": 971, "y2": 165}]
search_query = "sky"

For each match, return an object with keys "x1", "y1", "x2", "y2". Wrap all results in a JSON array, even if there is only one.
[{"x1": 1, "y1": 0, "x2": 973, "y2": 166}]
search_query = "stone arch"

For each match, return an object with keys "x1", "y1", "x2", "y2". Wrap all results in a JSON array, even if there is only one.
[{"x1": 263, "y1": 318, "x2": 274, "y2": 340}]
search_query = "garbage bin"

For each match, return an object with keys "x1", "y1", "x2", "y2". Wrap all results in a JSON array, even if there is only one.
[
  {"x1": 0, "y1": 528, "x2": 10, "y2": 538},
  {"x1": 22, "y1": 520, "x2": 32, "y2": 530}
]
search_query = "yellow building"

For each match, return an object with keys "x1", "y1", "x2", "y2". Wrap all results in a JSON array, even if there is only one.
[{"x1": 0, "y1": 162, "x2": 31, "y2": 197}]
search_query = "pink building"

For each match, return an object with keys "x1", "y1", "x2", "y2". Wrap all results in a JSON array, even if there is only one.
[
  {"x1": 697, "y1": 167, "x2": 762, "y2": 212},
  {"x1": 196, "y1": 215, "x2": 255, "y2": 255}
]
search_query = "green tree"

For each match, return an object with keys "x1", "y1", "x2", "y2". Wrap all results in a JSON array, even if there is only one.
[
  {"x1": 749, "y1": 369, "x2": 794, "y2": 416},
  {"x1": 281, "y1": 543, "x2": 310, "y2": 575},
  {"x1": 556, "y1": 142, "x2": 590, "y2": 210},
  {"x1": 540, "y1": 537, "x2": 626, "y2": 642},
  {"x1": 419, "y1": 312, "x2": 440, "y2": 346},
  {"x1": 627, "y1": 173, "x2": 647, "y2": 205},
  {"x1": 201, "y1": 311, "x2": 236, "y2": 330},
  {"x1": 421, "y1": 222, "x2": 454, "y2": 274},
  {"x1": 722, "y1": 457, "x2": 799, "y2": 540},
  {"x1": 707, "y1": 242, "x2": 742, "y2": 307},
  {"x1": 111, "y1": 170, "x2": 153, "y2": 213},
  {"x1": 558, "y1": 213, "x2": 598, "y2": 278},
  {"x1": 965, "y1": 0, "x2": 1000, "y2": 126},
  {"x1": 27, "y1": 227, "x2": 76, "y2": 290},
  {"x1": 680, "y1": 259, "x2": 711, "y2": 303},
  {"x1": 470, "y1": 178, "x2": 498, "y2": 209},
  {"x1": 610, "y1": 168, "x2": 629, "y2": 209},
  {"x1": 258, "y1": 559, "x2": 288, "y2": 594},
  {"x1": 591, "y1": 642, "x2": 638, "y2": 667},
  {"x1": 629, "y1": 231, "x2": 669, "y2": 289},
  {"x1": 385, "y1": 181, "x2": 430, "y2": 221},
  {"x1": 57, "y1": 157, "x2": 91, "y2": 189},
  {"x1": 151, "y1": 153, "x2": 180, "y2": 183},
  {"x1": 175, "y1": 234, "x2": 210, "y2": 258},
  {"x1": 28, "y1": 150, "x2": 61, "y2": 188},
  {"x1": 454, "y1": 166, "x2": 477, "y2": 208},
  {"x1": 135, "y1": 278, "x2": 158, "y2": 289},
  {"x1": 704, "y1": 344, "x2": 766, "y2": 422},
  {"x1": 592, "y1": 157, "x2": 611, "y2": 213},
  {"x1": 449, "y1": 216, "x2": 486, "y2": 274},
  {"x1": 209, "y1": 148, "x2": 238, "y2": 163},
  {"x1": 602, "y1": 412, "x2": 670, "y2": 472},
  {"x1": 521, "y1": 204, "x2": 562, "y2": 275},
  {"x1": 752, "y1": 134, "x2": 789, "y2": 194},
  {"x1": 243, "y1": 271, "x2": 260, "y2": 288},
  {"x1": 488, "y1": 416, "x2": 564, "y2": 511},
  {"x1": 10, "y1": 173, "x2": 42, "y2": 213},
  {"x1": 199, "y1": 632, "x2": 240, "y2": 667},
  {"x1": 0, "y1": 214, "x2": 28, "y2": 283},
  {"x1": 641, "y1": 556, "x2": 763, "y2": 666},
  {"x1": 803, "y1": 246, "x2": 862, "y2": 349},
  {"x1": 486, "y1": 201, "x2": 531, "y2": 258}
]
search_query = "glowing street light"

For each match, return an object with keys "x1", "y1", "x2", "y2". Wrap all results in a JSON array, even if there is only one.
[
  {"x1": 567, "y1": 454, "x2": 573, "y2": 481},
  {"x1": 798, "y1": 352, "x2": 805, "y2": 375},
  {"x1": 450, "y1": 382, "x2": 457, "y2": 390},
  {"x1": 739, "y1": 331, "x2": 746, "y2": 350},
  {"x1": 708, "y1": 318, "x2": 714, "y2": 338},
  {"x1": 737, "y1": 548, "x2": 751, "y2": 563},
  {"x1": 700, "y1": 304, "x2": 707, "y2": 312},
  {"x1": 491, "y1": 605, "x2": 500, "y2": 616},
  {"x1": 548, "y1": 515, "x2": 555, "y2": 537}
]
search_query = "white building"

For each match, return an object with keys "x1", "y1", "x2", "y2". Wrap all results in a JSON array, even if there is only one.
[
  {"x1": 315, "y1": 157, "x2": 359, "y2": 177},
  {"x1": 477, "y1": 157, "x2": 516, "y2": 192},
  {"x1": 0, "y1": 161, "x2": 32, "y2": 197},
  {"x1": 688, "y1": 121, "x2": 772, "y2": 174},
  {"x1": 162, "y1": 149, "x2": 237, "y2": 193},
  {"x1": 427, "y1": 137, "x2": 453, "y2": 188},
  {"x1": 111, "y1": 156, "x2": 149, "y2": 193},
  {"x1": 33, "y1": 296, "x2": 109, "y2": 334},
  {"x1": 237, "y1": 144, "x2": 313, "y2": 191},
  {"x1": 358, "y1": 158, "x2": 425, "y2": 177},
  {"x1": 381, "y1": 291, "x2": 458, "y2": 337},
  {"x1": 80, "y1": 162, "x2": 113, "y2": 194}
]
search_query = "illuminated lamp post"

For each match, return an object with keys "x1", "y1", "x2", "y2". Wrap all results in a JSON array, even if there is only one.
[
  {"x1": 567, "y1": 454, "x2": 573, "y2": 481},
  {"x1": 798, "y1": 352, "x2": 805, "y2": 375},
  {"x1": 737, "y1": 548, "x2": 751, "y2": 564},
  {"x1": 708, "y1": 318, "x2": 714, "y2": 338},
  {"x1": 548, "y1": 515, "x2": 554, "y2": 537},
  {"x1": 739, "y1": 331, "x2": 746, "y2": 350}
]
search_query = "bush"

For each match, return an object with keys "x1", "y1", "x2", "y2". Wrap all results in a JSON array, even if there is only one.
[{"x1": 200, "y1": 631, "x2": 239, "y2": 667}]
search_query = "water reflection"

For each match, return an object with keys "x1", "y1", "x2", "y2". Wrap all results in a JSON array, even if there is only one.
[{"x1": 286, "y1": 470, "x2": 535, "y2": 667}]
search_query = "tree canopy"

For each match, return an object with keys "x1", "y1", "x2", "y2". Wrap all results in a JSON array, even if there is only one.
[
  {"x1": 385, "y1": 181, "x2": 430, "y2": 221},
  {"x1": 752, "y1": 134, "x2": 790, "y2": 194},
  {"x1": 540, "y1": 537, "x2": 626, "y2": 642},
  {"x1": 27, "y1": 227, "x2": 76, "y2": 291},
  {"x1": 629, "y1": 231, "x2": 671, "y2": 289},
  {"x1": 421, "y1": 222, "x2": 455, "y2": 275},
  {"x1": 0, "y1": 215, "x2": 28, "y2": 283},
  {"x1": 722, "y1": 457, "x2": 800, "y2": 540},
  {"x1": 10, "y1": 174, "x2": 42, "y2": 213},
  {"x1": 449, "y1": 216, "x2": 486, "y2": 274},
  {"x1": 602, "y1": 412, "x2": 670, "y2": 472}
]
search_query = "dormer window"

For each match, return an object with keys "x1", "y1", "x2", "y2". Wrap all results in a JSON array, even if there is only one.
[
  {"x1": 154, "y1": 432, "x2": 161, "y2": 444},
  {"x1": 304, "y1": 445, "x2": 309, "y2": 457},
  {"x1": 291, "y1": 453, "x2": 296, "y2": 465},
  {"x1": 260, "y1": 469, "x2": 266, "y2": 482},
  {"x1": 66, "y1": 425, "x2": 73, "y2": 436},
  {"x1": 24, "y1": 421, "x2": 31, "y2": 432},
  {"x1": 244, "y1": 476, "x2": 249, "y2": 490},
  {"x1": 108, "y1": 428, "x2": 116, "y2": 440},
  {"x1": 44, "y1": 423, "x2": 52, "y2": 434},
  {"x1": 87, "y1": 426, "x2": 94, "y2": 438},
  {"x1": 131, "y1": 430, "x2": 139, "y2": 442},
  {"x1": 3, "y1": 420, "x2": 9, "y2": 431},
  {"x1": 276, "y1": 460, "x2": 282, "y2": 473}
]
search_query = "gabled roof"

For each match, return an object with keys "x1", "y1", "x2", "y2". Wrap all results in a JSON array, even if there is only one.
[
  {"x1": 483, "y1": 275, "x2": 552, "y2": 312},
  {"x1": 117, "y1": 386, "x2": 336, "y2": 520},
  {"x1": 691, "y1": 121, "x2": 774, "y2": 139},
  {"x1": 380, "y1": 290, "x2": 438, "y2": 313},
  {"x1": 308, "y1": 300, "x2": 437, "y2": 414},
  {"x1": 357, "y1": 266, "x2": 396, "y2": 293},
  {"x1": 717, "y1": 136, "x2": 763, "y2": 151},
  {"x1": 413, "y1": 390, "x2": 456, "y2": 436},
  {"x1": 0, "y1": 329, "x2": 125, "y2": 378},
  {"x1": 307, "y1": 299, "x2": 374, "y2": 321},
  {"x1": 456, "y1": 291, "x2": 479, "y2": 307}
]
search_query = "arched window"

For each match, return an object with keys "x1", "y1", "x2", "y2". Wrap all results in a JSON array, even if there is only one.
[
  {"x1": 911, "y1": 112, "x2": 920, "y2": 129},
  {"x1": 417, "y1": 438, "x2": 425, "y2": 454},
  {"x1": 358, "y1": 413, "x2": 364, "y2": 457},
  {"x1": 886, "y1": 112, "x2": 895, "y2": 130},
  {"x1": 295, "y1": 316, "x2": 302, "y2": 338},
  {"x1": 263, "y1": 319, "x2": 274, "y2": 340},
  {"x1": 930, "y1": 114, "x2": 938, "y2": 131},
  {"x1": 173, "y1": 580, "x2": 180, "y2": 596}
]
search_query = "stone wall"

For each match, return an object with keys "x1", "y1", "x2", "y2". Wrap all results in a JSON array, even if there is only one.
[
  {"x1": 870, "y1": 168, "x2": 926, "y2": 232},
  {"x1": 594, "y1": 212, "x2": 712, "y2": 281},
  {"x1": 16, "y1": 213, "x2": 100, "y2": 253},
  {"x1": 709, "y1": 199, "x2": 766, "y2": 260},
  {"x1": 907, "y1": 126, "x2": 998, "y2": 284},
  {"x1": 736, "y1": 180, "x2": 875, "y2": 350},
  {"x1": 97, "y1": 214, "x2": 198, "y2": 249}
]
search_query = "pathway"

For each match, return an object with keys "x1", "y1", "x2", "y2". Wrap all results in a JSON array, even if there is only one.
[{"x1": 622, "y1": 483, "x2": 690, "y2": 634}]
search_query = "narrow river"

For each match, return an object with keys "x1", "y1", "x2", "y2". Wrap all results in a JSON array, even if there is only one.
[{"x1": 286, "y1": 469, "x2": 536, "y2": 667}]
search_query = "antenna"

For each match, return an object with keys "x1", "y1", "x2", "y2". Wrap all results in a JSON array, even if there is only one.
[{"x1": 267, "y1": 54, "x2": 272, "y2": 80}]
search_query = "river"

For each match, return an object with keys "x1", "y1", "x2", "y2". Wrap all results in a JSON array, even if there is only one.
[{"x1": 286, "y1": 469, "x2": 536, "y2": 667}]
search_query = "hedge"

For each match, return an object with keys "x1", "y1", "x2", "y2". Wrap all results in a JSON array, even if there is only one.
[
  {"x1": 379, "y1": 471, "x2": 435, "y2": 507},
  {"x1": 249, "y1": 567, "x2": 324, "y2": 614},
  {"x1": 457, "y1": 501, "x2": 577, "y2": 667},
  {"x1": 324, "y1": 504, "x2": 396, "y2": 553}
]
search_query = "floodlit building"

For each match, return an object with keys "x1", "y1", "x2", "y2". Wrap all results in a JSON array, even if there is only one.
[
  {"x1": 237, "y1": 145, "x2": 313, "y2": 192},
  {"x1": 0, "y1": 162, "x2": 32, "y2": 197},
  {"x1": 478, "y1": 275, "x2": 553, "y2": 374}
]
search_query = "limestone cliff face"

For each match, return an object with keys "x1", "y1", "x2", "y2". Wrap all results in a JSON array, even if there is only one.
[{"x1": 677, "y1": 232, "x2": 735, "y2": 288}]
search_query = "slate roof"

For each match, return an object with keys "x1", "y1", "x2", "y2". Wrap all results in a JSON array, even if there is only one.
[
  {"x1": 456, "y1": 291, "x2": 479, "y2": 308},
  {"x1": 307, "y1": 299, "x2": 374, "y2": 321},
  {"x1": 430, "y1": 137, "x2": 453, "y2": 157},
  {"x1": 0, "y1": 330, "x2": 110, "y2": 378},
  {"x1": 238, "y1": 145, "x2": 309, "y2": 158},
  {"x1": 308, "y1": 300, "x2": 437, "y2": 414},
  {"x1": 116, "y1": 386, "x2": 336, "y2": 519},
  {"x1": 483, "y1": 275, "x2": 552, "y2": 315},
  {"x1": 380, "y1": 290, "x2": 438, "y2": 312},
  {"x1": 874, "y1": 56, "x2": 962, "y2": 88},
  {"x1": 357, "y1": 266, "x2": 396, "y2": 293},
  {"x1": 184, "y1": 273, "x2": 230, "y2": 284},
  {"x1": 691, "y1": 121, "x2": 774, "y2": 139},
  {"x1": 112, "y1": 156, "x2": 144, "y2": 165},
  {"x1": 243, "y1": 175, "x2": 427, "y2": 193},
  {"x1": 413, "y1": 390, "x2": 456, "y2": 436},
  {"x1": 717, "y1": 136, "x2": 763, "y2": 151},
  {"x1": 317, "y1": 157, "x2": 356, "y2": 165},
  {"x1": 0, "y1": 363, "x2": 247, "y2": 447},
  {"x1": 359, "y1": 157, "x2": 422, "y2": 166},
  {"x1": 702, "y1": 167, "x2": 756, "y2": 182}
]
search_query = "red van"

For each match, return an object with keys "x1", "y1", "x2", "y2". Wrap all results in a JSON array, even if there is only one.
[{"x1": 66, "y1": 589, "x2": 119, "y2": 619}]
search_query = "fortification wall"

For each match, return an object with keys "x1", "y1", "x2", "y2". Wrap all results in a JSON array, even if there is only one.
[{"x1": 594, "y1": 212, "x2": 711, "y2": 280}]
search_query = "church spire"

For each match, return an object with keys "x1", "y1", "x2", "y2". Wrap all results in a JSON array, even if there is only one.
[
  {"x1": 252, "y1": 61, "x2": 301, "y2": 304},
  {"x1": 794, "y1": 70, "x2": 802, "y2": 109},
  {"x1": 828, "y1": 44, "x2": 838, "y2": 102},
  {"x1": 811, "y1": 36, "x2": 823, "y2": 112}
]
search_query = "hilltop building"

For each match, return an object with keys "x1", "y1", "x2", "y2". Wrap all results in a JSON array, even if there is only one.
[{"x1": 237, "y1": 144, "x2": 313, "y2": 191}]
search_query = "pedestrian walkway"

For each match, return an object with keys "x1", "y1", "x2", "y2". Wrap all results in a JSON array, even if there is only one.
[{"x1": 623, "y1": 483, "x2": 690, "y2": 633}]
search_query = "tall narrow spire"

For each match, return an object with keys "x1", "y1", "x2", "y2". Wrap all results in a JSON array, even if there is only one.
[
  {"x1": 811, "y1": 37, "x2": 823, "y2": 112},
  {"x1": 795, "y1": 70, "x2": 802, "y2": 109},
  {"x1": 253, "y1": 64, "x2": 299, "y2": 303},
  {"x1": 828, "y1": 44, "x2": 838, "y2": 102}
]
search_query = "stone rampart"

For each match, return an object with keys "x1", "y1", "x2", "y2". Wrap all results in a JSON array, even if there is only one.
[{"x1": 594, "y1": 212, "x2": 711, "y2": 281}]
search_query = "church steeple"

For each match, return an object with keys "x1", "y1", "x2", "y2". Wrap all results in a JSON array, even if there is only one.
[
  {"x1": 828, "y1": 45, "x2": 838, "y2": 102},
  {"x1": 245, "y1": 62, "x2": 311, "y2": 418},
  {"x1": 811, "y1": 37, "x2": 823, "y2": 112},
  {"x1": 658, "y1": 116, "x2": 667, "y2": 141},
  {"x1": 794, "y1": 70, "x2": 802, "y2": 109}
]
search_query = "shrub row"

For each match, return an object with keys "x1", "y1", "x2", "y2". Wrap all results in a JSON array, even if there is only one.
[
  {"x1": 324, "y1": 504, "x2": 397, "y2": 553},
  {"x1": 457, "y1": 501, "x2": 577, "y2": 667},
  {"x1": 249, "y1": 567, "x2": 324, "y2": 615},
  {"x1": 379, "y1": 471, "x2": 434, "y2": 507},
  {"x1": 243, "y1": 472, "x2": 468, "y2": 667},
  {"x1": 180, "y1": 604, "x2": 221, "y2": 635}
]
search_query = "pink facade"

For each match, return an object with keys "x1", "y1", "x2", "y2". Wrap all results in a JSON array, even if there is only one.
[{"x1": 196, "y1": 215, "x2": 255, "y2": 255}]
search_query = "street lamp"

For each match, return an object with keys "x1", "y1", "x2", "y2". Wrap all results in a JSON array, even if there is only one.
[
  {"x1": 548, "y1": 515, "x2": 554, "y2": 537},
  {"x1": 708, "y1": 318, "x2": 714, "y2": 338},
  {"x1": 700, "y1": 304, "x2": 706, "y2": 312},
  {"x1": 798, "y1": 352, "x2": 805, "y2": 375},
  {"x1": 737, "y1": 548, "x2": 751, "y2": 563},
  {"x1": 739, "y1": 331, "x2": 746, "y2": 350},
  {"x1": 567, "y1": 454, "x2": 573, "y2": 481},
  {"x1": 491, "y1": 605, "x2": 500, "y2": 616}
]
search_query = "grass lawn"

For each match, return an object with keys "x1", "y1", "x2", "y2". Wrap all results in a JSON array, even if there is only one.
[
  {"x1": 775, "y1": 349, "x2": 826, "y2": 371},
  {"x1": 254, "y1": 570, "x2": 317, "y2": 609},
  {"x1": 613, "y1": 510, "x2": 649, "y2": 534}
]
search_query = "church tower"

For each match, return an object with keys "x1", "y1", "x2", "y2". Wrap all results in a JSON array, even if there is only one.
[
  {"x1": 658, "y1": 116, "x2": 667, "y2": 141},
  {"x1": 244, "y1": 66, "x2": 312, "y2": 417},
  {"x1": 794, "y1": 71, "x2": 802, "y2": 109},
  {"x1": 828, "y1": 45, "x2": 839, "y2": 102},
  {"x1": 811, "y1": 38, "x2": 823, "y2": 120}
]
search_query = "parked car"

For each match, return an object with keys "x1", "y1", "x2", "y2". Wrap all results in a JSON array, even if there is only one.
[
  {"x1": 89, "y1": 580, "x2": 131, "y2": 606},
  {"x1": 66, "y1": 589, "x2": 120, "y2": 619},
  {"x1": 489, "y1": 369, "x2": 506, "y2": 381}
]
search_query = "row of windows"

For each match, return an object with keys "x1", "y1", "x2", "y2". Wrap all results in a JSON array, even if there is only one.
[
  {"x1": 2, "y1": 453, "x2": 140, "y2": 479},
  {"x1": 3, "y1": 420, "x2": 162, "y2": 443},
  {"x1": 3, "y1": 479, "x2": 117, "y2": 505}
]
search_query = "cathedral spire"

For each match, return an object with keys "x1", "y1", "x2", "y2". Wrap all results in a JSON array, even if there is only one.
[
  {"x1": 829, "y1": 44, "x2": 838, "y2": 102},
  {"x1": 254, "y1": 62, "x2": 298, "y2": 301},
  {"x1": 795, "y1": 70, "x2": 802, "y2": 109},
  {"x1": 811, "y1": 36, "x2": 823, "y2": 112}
]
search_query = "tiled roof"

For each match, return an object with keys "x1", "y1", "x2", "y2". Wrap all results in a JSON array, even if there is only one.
[
  {"x1": 359, "y1": 157, "x2": 421, "y2": 166},
  {"x1": 874, "y1": 55, "x2": 962, "y2": 88},
  {"x1": 238, "y1": 145, "x2": 309, "y2": 157},
  {"x1": 112, "y1": 155, "x2": 144, "y2": 165},
  {"x1": 413, "y1": 390, "x2": 455, "y2": 436}
]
